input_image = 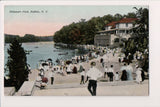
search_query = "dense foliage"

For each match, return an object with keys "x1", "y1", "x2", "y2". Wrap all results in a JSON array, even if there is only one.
[
  {"x1": 6, "y1": 39, "x2": 29, "y2": 91},
  {"x1": 124, "y1": 8, "x2": 149, "y2": 72},
  {"x1": 53, "y1": 12, "x2": 136, "y2": 44},
  {"x1": 5, "y1": 34, "x2": 53, "y2": 43}
]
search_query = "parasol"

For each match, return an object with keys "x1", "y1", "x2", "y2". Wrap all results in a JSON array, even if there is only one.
[{"x1": 42, "y1": 77, "x2": 48, "y2": 83}]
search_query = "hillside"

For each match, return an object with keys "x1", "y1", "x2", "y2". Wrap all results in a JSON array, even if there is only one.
[{"x1": 5, "y1": 34, "x2": 53, "y2": 43}]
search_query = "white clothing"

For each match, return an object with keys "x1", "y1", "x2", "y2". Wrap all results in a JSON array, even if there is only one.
[
  {"x1": 136, "y1": 68, "x2": 142, "y2": 83},
  {"x1": 43, "y1": 65, "x2": 49, "y2": 71},
  {"x1": 67, "y1": 64, "x2": 73, "y2": 72},
  {"x1": 86, "y1": 67, "x2": 103, "y2": 81},
  {"x1": 41, "y1": 82, "x2": 47, "y2": 87},
  {"x1": 108, "y1": 67, "x2": 114, "y2": 73},
  {"x1": 49, "y1": 71, "x2": 55, "y2": 78},
  {"x1": 115, "y1": 74, "x2": 119, "y2": 81},
  {"x1": 61, "y1": 61, "x2": 64, "y2": 66},
  {"x1": 104, "y1": 68, "x2": 108, "y2": 73},
  {"x1": 126, "y1": 65, "x2": 133, "y2": 72},
  {"x1": 120, "y1": 66, "x2": 127, "y2": 71},
  {"x1": 80, "y1": 71, "x2": 85, "y2": 76},
  {"x1": 38, "y1": 64, "x2": 43, "y2": 70},
  {"x1": 40, "y1": 70, "x2": 44, "y2": 76}
]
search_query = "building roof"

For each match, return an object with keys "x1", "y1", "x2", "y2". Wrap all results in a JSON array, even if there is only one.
[
  {"x1": 105, "y1": 18, "x2": 137, "y2": 28},
  {"x1": 106, "y1": 21, "x2": 118, "y2": 27},
  {"x1": 117, "y1": 18, "x2": 137, "y2": 24}
]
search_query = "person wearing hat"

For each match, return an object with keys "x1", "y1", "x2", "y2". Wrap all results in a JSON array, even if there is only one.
[
  {"x1": 49, "y1": 68, "x2": 55, "y2": 85},
  {"x1": 86, "y1": 61, "x2": 103, "y2": 96},
  {"x1": 108, "y1": 65, "x2": 114, "y2": 81},
  {"x1": 136, "y1": 65, "x2": 143, "y2": 84},
  {"x1": 126, "y1": 63, "x2": 133, "y2": 81}
]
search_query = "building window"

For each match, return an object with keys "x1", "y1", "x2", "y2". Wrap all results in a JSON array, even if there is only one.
[{"x1": 116, "y1": 24, "x2": 119, "y2": 29}]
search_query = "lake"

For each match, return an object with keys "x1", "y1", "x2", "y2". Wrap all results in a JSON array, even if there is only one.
[{"x1": 4, "y1": 41, "x2": 81, "y2": 71}]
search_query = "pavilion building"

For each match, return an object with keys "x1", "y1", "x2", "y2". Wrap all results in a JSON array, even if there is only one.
[{"x1": 94, "y1": 18, "x2": 137, "y2": 47}]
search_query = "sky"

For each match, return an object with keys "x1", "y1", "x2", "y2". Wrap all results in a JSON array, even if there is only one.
[{"x1": 4, "y1": 5, "x2": 148, "y2": 36}]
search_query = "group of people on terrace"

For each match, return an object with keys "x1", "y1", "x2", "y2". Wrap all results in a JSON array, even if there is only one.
[{"x1": 36, "y1": 45, "x2": 148, "y2": 92}]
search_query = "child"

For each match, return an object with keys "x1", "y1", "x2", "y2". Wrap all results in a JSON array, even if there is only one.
[
  {"x1": 115, "y1": 71, "x2": 119, "y2": 81},
  {"x1": 108, "y1": 65, "x2": 114, "y2": 81},
  {"x1": 80, "y1": 69, "x2": 85, "y2": 84},
  {"x1": 104, "y1": 66, "x2": 108, "y2": 78}
]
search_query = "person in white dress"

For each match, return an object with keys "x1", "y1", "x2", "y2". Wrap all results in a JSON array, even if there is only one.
[
  {"x1": 67, "y1": 63, "x2": 73, "y2": 74},
  {"x1": 136, "y1": 66, "x2": 142, "y2": 84},
  {"x1": 40, "y1": 69, "x2": 45, "y2": 78},
  {"x1": 115, "y1": 72, "x2": 119, "y2": 81},
  {"x1": 120, "y1": 63, "x2": 127, "y2": 72},
  {"x1": 49, "y1": 70, "x2": 55, "y2": 85},
  {"x1": 126, "y1": 63, "x2": 133, "y2": 81}
]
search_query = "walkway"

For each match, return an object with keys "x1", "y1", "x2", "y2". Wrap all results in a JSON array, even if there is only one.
[{"x1": 33, "y1": 80, "x2": 149, "y2": 96}]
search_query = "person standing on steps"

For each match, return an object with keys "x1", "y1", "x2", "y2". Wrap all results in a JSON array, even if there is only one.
[
  {"x1": 108, "y1": 65, "x2": 114, "y2": 81},
  {"x1": 126, "y1": 63, "x2": 133, "y2": 81},
  {"x1": 80, "y1": 69, "x2": 85, "y2": 84},
  {"x1": 40, "y1": 68, "x2": 45, "y2": 78},
  {"x1": 49, "y1": 68, "x2": 55, "y2": 85},
  {"x1": 104, "y1": 66, "x2": 108, "y2": 78},
  {"x1": 115, "y1": 71, "x2": 119, "y2": 81},
  {"x1": 136, "y1": 66, "x2": 143, "y2": 84},
  {"x1": 100, "y1": 58, "x2": 104, "y2": 67},
  {"x1": 86, "y1": 61, "x2": 103, "y2": 96},
  {"x1": 121, "y1": 70, "x2": 127, "y2": 81}
]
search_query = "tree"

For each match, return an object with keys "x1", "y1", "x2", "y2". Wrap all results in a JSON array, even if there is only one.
[
  {"x1": 114, "y1": 13, "x2": 123, "y2": 21},
  {"x1": 22, "y1": 34, "x2": 39, "y2": 42},
  {"x1": 53, "y1": 10, "x2": 139, "y2": 45},
  {"x1": 124, "y1": 7, "x2": 149, "y2": 72},
  {"x1": 6, "y1": 39, "x2": 29, "y2": 91},
  {"x1": 133, "y1": 7, "x2": 149, "y2": 35},
  {"x1": 123, "y1": 12, "x2": 136, "y2": 18}
]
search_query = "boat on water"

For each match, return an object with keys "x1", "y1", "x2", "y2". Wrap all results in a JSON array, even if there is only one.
[
  {"x1": 25, "y1": 50, "x2": 32, "y2": 55},
  {"x1": 53, "y1": 50, "x2": 62, "y2": 52},
  {"x1": 55, "y1": 47, "x2": 60, "y2": 49},
  {"x1": 34, "y1": 46, "x2": 38, "y2": 48},
  {"x1": 58, "y1": 52, "x2": 68, "y2": 55}
]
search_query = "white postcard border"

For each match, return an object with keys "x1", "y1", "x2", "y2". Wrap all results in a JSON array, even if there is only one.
[{"x1": 1, "y1": 1, "x2": 160, "y2": 107}]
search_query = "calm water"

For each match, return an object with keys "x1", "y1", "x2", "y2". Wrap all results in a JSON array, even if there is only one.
[{"x1": 4, "y1": 42, "x2": 79, "y2": 70}]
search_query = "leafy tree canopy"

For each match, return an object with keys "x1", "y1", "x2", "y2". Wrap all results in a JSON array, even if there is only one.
[{"x1": 53, "y1": 10, "x2": 137, "y2": 44}]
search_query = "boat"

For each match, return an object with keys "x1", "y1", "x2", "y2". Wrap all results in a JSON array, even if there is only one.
[
  {"x1": 53, "y1": 50, "x2": 62, "y2": 52},
  {"x1": 58, "y1": 52, "x2": 68, "y2": 55},
  {"x1": 25, "y1": 50, "x2": 32, "y2": 55},
  {"x1": 55, "y1": 47, "x2": 60, "y2": 49},
  {"x1": 34, "y1": 46, "x2": 38, "y2": 48}
]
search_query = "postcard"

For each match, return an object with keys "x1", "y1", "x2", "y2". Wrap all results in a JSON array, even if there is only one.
[
  {"x1": 3, "y1": 4, "x2": 149, "y2": 96},
  {"x1": 1, "y1": 0, "x2": 160, "y2": 107}
]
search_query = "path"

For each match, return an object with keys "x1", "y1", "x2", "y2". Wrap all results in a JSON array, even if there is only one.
[{"x1": 33, "y1": 80, "x2": 149, "y2": 96}]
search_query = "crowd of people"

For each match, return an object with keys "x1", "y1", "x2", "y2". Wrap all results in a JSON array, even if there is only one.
[{"x1": 35, "y1": 45, "x2": 148, "y2": 94}]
